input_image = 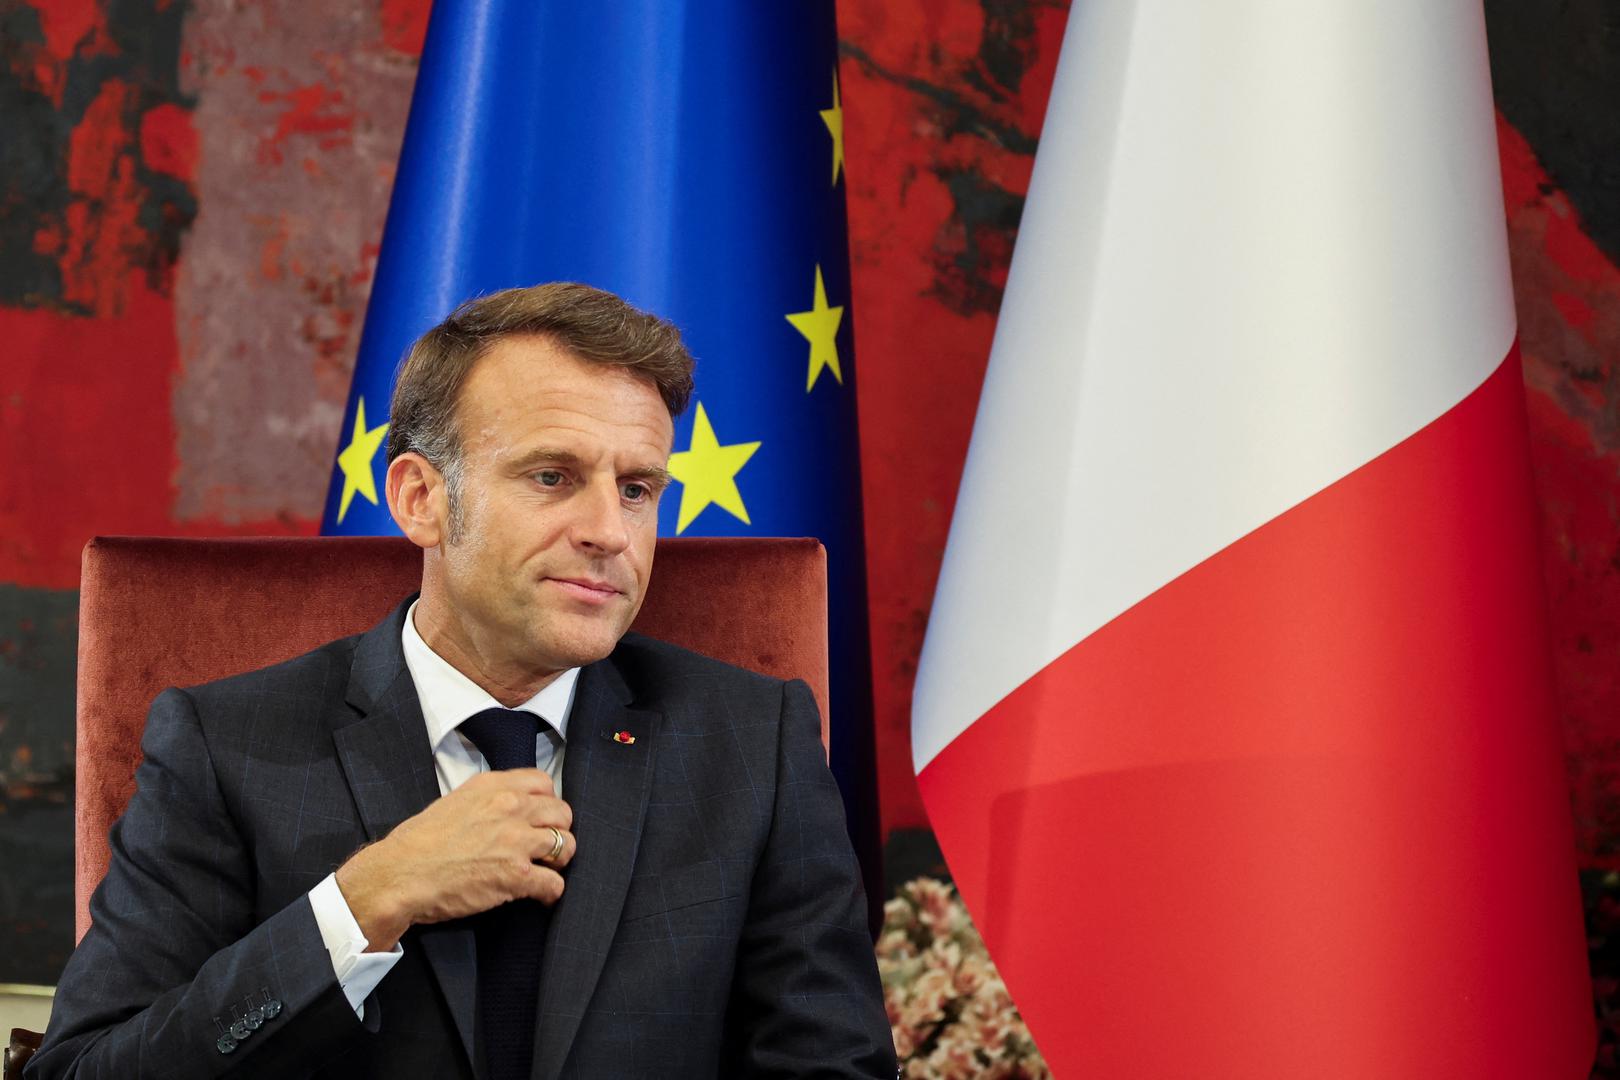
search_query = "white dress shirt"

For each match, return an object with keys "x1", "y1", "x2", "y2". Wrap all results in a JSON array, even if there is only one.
[{"x1": 308, "y1": 601, "x2": 581, "y2": 1017}]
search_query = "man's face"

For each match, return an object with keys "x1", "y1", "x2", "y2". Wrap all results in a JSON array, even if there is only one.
[{"x1": 431, "y1": 335, "x2": 674, "y2": 679}]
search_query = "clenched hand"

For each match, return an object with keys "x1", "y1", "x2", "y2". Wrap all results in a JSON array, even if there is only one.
[{"x1": 334, "y1": 768, "x2": 575, "y2": 951}]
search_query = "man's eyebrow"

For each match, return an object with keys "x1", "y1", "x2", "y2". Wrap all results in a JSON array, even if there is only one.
[
  {"x1": 506, "y1": 447, "x2": 581, "y2": 472},
  {"x1": 624, "y1": 464, "x2": 674, "y2": 490},
  {"x1": 507, "y1": 447, "x2": 673, "y2": 488},
  {"x1": 618, "y1": 459, "x2": 670, "y2": 488}
]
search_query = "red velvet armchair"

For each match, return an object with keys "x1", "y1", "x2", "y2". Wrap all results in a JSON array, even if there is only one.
[{"x1": 5, "y1": 535, "x2": 828, "y2": 1078}]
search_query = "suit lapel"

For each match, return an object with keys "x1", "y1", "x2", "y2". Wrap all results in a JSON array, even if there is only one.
[
  {"x1": 332, "y1": 598, "x2": 480, "y2": 1074},
  {"x1": 532, "y1": 653, "x2": 662, "y2": 1080}
]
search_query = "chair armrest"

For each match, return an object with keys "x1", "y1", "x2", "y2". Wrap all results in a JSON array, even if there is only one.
[{"x1": 4, "y1": 1028, "x2": 42, "y2": 1080}]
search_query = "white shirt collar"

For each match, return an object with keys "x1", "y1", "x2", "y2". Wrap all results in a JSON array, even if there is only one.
[{"x1": 400, "y1": 599, "x2": 580, "y2": 755}]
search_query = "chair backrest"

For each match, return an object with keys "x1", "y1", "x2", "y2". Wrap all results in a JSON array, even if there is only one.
[{"x1": 75, "y1": 535, "x2": 827, "y2": 940}]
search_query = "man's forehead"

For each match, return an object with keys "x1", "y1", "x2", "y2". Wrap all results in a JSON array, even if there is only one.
[{"x1": 456, "y1": 343, "x2": 674, "y2": 449}]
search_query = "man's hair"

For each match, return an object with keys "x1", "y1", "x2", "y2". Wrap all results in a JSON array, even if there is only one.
[{"x1": 385, "y1": 282, "x2": 695, "y2": 537}]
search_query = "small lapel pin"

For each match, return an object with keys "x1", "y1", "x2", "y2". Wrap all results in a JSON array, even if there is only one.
[{"x1": 608, "y1": 730, "x2": 637, "y2": 745}]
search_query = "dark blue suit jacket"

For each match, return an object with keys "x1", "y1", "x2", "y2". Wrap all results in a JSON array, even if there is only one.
[{"x1": 29, "y1": 600, "x2": 896, "y2": 1078}]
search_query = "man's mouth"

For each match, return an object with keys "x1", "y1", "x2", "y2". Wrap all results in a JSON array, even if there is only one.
[{"x1": 546, "y1": 577, "x2": 623, "y2": 603}]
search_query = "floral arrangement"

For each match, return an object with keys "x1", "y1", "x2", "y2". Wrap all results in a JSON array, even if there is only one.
[{"x1": 878, "y1": 877, "x2": 1050, "y2": 1078}]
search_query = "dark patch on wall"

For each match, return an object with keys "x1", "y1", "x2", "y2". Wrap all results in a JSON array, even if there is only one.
[
  {"x1": 964, "y1": 0, "x2": 1042, "y2": 101},
  {"x1": 0, "y1": 5, "x2": 60, "y2": 305},
  {"x1": 0, "y1": 799, "x2": 74, "y2": 984},
  {"x1": 0, "y1": 0, "x2": 196, "y2": 313},
  {"x1": 884, "y1": 827, "x2": 952, "y2": 897},
  {"x1": 840, "y1": 42, "x2": 1039, "y2": 155},
  {"x1": 0, "y1": 585, "x2": 77, "y2": 983},
  {"x1": 1486, "y1": 0, "x2": 1620, "y2": 269},
  {"x1": 928, "y1": 166, "x2": 1025, "y2": 316},
  {"x1": 0, "y1": 585, "x2": 77, "y2": 786}
]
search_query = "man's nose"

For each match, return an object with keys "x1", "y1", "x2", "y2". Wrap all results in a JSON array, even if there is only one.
[{"x1": 572, "y1": 479, "x2": 631, "y2": 554}]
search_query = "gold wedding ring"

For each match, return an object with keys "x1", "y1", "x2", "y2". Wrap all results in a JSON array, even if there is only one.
[{"x1": 546, "y1": 825, "x2": 566, "y2": 862}]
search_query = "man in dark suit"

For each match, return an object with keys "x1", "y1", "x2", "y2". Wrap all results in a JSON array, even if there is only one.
[{"x1": 29, "y1": 284, "x2": 897, "y2": 1078}]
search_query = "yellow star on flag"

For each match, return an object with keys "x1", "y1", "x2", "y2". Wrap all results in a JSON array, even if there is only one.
[
  {"x1": 335, "y1": 396, "x2": 389, "y2": 524},
  {"x1": 785, "y1": 265, "x2": 844, "y2": 392},
  {"x1": 820, "y1": 70, "x2": 844, "y2": 185},
  {"x1": 666, "y1": 402, "x2": 761, "y2": 534}
]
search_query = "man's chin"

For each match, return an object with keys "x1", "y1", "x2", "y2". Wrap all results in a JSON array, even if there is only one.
[{"x1": 531, "y1": 619, "x2": 631, "y2": 671}]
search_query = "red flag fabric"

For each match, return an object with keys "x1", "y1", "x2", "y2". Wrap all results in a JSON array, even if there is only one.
[{"x1": 911, "y1": 1, "x2": 1594, "y2": 1075}]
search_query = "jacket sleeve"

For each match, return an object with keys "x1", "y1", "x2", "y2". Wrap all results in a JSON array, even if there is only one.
[
  {"x1": 723, "y1": 678, "x2": 898, "y2": 1078},
  {"x1": 26, "y1": 688, "x2": 372, "y2": 1079}
]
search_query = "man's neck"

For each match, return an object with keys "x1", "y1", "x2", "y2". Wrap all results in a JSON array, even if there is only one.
[{"x1": 409, "y1": 600, "x2": 563, "y2": 708}]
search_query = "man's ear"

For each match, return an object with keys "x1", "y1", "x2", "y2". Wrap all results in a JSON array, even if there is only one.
[{"x1": 387, "y1": 452, "x2": 446, "y2": 549}]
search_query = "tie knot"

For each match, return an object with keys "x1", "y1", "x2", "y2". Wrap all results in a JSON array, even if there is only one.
[{"x1": 459, "y1": 708, "x2": 543, "y2": 771}]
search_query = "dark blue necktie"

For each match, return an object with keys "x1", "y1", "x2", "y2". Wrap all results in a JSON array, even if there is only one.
[{"x1": 458, "y1": 707, "x2": 553, "y2": 1080}]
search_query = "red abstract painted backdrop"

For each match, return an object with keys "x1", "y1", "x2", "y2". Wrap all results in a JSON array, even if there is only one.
[{"x1": 3, "y1": 2, "x2": 1618, "y2": 1032}]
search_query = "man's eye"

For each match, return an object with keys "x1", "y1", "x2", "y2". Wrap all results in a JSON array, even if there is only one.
[
  {"x1": 621, "y1": 482, "x2": 649, "y2": 501},
  {"x1": 535, "y1": 470, "x2": 564, "y2": 487}
]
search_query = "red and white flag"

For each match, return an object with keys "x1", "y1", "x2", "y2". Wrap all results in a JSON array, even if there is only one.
[{"x1": 912, "y1": 1, "x2": 1593, "y2": 1075}]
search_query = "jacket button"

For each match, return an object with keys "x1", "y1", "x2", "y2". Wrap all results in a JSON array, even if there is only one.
[
  {"x1": 216, "y1": 1035, "x2": 238, "y2": 1055},
  {"x1": 263, "y1": 997, "x2": 283, "y2": 1019},
  {"x1": 229, "y1": 1019, "x2": 250, "y2": 1040}
]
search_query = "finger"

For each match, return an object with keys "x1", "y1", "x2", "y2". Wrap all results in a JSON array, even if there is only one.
[
  {"x1": 521, "y1": 795, "x2": 573, "y2": 832},
  {"x1": 459, "y1": 768, "x2": 555, "y2": 800},
  {"x1": 529, "y1": 826, "x2": 576, "y2": 868},
  {"x1": 522, "y1": 864, "x2": 566, "y2": 906},
  {"x1": 489, "y1": 767, "x2": 556, "y2": 797}
]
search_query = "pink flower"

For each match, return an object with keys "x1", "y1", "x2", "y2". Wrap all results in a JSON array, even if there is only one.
[{"x1": 879, "y1": 876, "x2": 1049, "y2": 1077}]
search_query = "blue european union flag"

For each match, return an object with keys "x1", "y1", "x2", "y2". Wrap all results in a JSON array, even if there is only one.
[{"x1": 321, "y1": 1, "x2": 882, "y2": 909}]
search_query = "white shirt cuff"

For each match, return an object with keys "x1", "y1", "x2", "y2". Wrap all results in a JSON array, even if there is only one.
[{"x1": 310, "y1": 872, "x2": 403, "y2": 1018}]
